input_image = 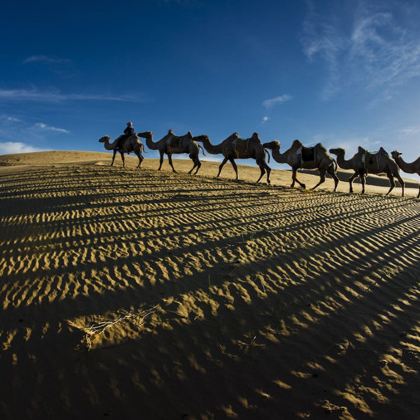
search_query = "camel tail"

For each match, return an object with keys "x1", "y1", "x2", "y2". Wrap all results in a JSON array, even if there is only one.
[
  {"x1": 265, "y1": 149, "x2": 271, "y2": 163},
  {"x1": 198, "y1": 144, "x2": 206, "y2": 156}
]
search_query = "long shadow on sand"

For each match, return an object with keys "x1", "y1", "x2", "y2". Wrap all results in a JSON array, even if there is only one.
[{"x1": 0, "y1": 164, "x2": 419, "y2": 419}]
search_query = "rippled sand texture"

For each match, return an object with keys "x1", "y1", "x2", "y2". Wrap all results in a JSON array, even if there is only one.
[{"x1": 0, "y1": 157, "x2": 419, "y2": 419}]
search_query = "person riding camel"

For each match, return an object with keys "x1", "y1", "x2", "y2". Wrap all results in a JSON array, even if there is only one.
[{"x1": 115, "y1": 121, "x2": 136, "y2": 150}]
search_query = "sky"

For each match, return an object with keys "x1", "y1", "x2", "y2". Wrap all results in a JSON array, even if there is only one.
[{"x1": 1, "y1": 0, "x2": 420, "y2": 170}]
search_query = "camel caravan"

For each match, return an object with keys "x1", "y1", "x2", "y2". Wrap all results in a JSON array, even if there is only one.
[{"x1": 100, "y1": 122, "x2": 419, "y2": 198}]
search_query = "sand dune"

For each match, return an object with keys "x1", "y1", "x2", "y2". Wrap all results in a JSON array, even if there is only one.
[{"x1": 0, "y1": 151, "x2": 419, "y2": 419}]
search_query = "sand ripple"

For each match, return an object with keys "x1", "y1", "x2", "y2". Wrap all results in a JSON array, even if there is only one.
[{"x1": 0, "y1": 162, "x2": 419, "y2": 419}]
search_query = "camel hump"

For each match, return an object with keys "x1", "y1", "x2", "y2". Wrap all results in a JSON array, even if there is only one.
[
  {"x1": 292, "y1": 139, "x2": 302, "y2": 148},
  {"x1": 315, "y1": 143, "x2": 327, "y2": 153},
  {"x1": 187, "y1": 131, "x2": 193, "y2": 138},
  {"x1": 250, "y1": 132, "x2": 261, "y2": 143},
  {"x1": 168, "y1": 129, "x2": 174, "y2": 135}
]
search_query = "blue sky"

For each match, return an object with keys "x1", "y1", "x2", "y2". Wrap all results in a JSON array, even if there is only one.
[{"x1": 1, "y1": 0, "x2": 420, "y2": 165}]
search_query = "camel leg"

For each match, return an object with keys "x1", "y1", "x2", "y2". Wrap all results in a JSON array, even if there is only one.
[
  {"x1": 217, "y1": 157, "x2": 228, "y2": 177},
  {"x1": 229, "y1": 157, "x2": 239, "y2": 180},
  {"x1": 265, "y1": 163, "x2": 271, "y2": 184},
  {"x1": 188, "y1": 154, "x2": 199, "y2": 174},
  {"x1": 188, "y1": 160, "x2": 196, "y2": 174},
  {"x1": 327, "y1": 165, "x2": 339, "y2": 192},
  {"x1": 311, "y1": 169, "x2": 326, "y2": 190},
  {"x1": 168, "y1": 154, "x2": 177, "y2": 173},
  {"x1": 418, "y1": 184, "x2": 420, "y2": 199},
  {"x1": 256, "y1": 163, "x2": 265, "y2": 183},
  {"x1": 158, "y1": 151, "x2": 164, "y2": 170},
  {"x1": 361, "y1": 173, "x2": 366, "y2": 194},
  {"x1": 385, "y1": 172, "x2": 395, "y2": 196},
  {"x1": 348, "y1": 171, "x2": 358, "y2": 193},
  {"x1": 194, "y1": 160, "x2": 201, "y2": 175},
  {"x1": 111, "y1": 150, "x2": 117, "y2": 166},
  {"x1": 292, "y1": 168, "x2": 306, "y2": 189},
  {"x1": 395, "y1": 173, "x2": 405, "y2": 197},
  {"x1": 120, "y1": 151, "x2": 125, "y2": 168},
  {"x1": 136, "y1": 152, "x2": 144, "y2": 169}
]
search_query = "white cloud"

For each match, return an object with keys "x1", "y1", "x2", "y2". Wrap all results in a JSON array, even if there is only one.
[
  {"x1": 0, "y1": 142, "x2": 46, "y2": 155},
  {"x1": 262, "y1": 94, "x2": 292, "y2": 109},
  {"x1": 0, "y1": 88, "x2": 140, "y2": 103},
  {"x1": 262, "y1": 116, "x2": 270, "y2": 123},
  {"x1": 23, "y1": 55, "x2": 71, "y2": 64},
  {"x1": 33, "y1": 122, "x2": 70, "y2": 134}
]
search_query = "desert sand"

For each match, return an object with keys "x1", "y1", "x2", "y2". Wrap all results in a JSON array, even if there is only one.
[{"x1": 0, "y1": 151, "x2": 419, "y2": 419}]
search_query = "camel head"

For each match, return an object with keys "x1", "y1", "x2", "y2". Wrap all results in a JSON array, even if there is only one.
[
  {"x1": 263, "y1": 140, "x2": 280, "y2": 150},
  {"x1": 391, "y1": 150, "x2": 402, "y2": 159},
  {"x1": 99, "y1": 135, "x2": 111, "y2": 143},
  {"x1": 193, "y1": 134, "x2": 209, "y2": 142},
  {"x1": 137, "y1": 131, "x2": 152, "y2": 139},
  {"x1": 329, "y1": 147, "x2": 345, "y2": 156}
]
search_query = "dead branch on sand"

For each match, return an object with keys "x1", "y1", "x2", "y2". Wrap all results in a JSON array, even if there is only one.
[{"x1": 70, "y1": 304, "x2": 159, "y2": 350}]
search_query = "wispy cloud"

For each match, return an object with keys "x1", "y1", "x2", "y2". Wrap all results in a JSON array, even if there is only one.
[
  {"x1": 350, "y1": 9, "x2": 420, "y2": 91},
  {"x1": 312, "y1": 133, "x2": 382, "y2": 155},
  {"x1": 399, "y1": 126, "x2": 420, "y2": 136},
  {"x1": 262, "y1": 94, "x2": 292, "y2": 109},
  {"x1": 0, "y1": 88, "x2": 141, "y2": 103},
  {"x1": 33, "y1": 122, "x2": 70, "y2": 134},
  {"x1": 0, "y1": 142, "x2": 46, "y2": 155},
  {"x1": 302, "y1": 0, "x2": 420, "y2": 101},
  {"x1": 261, "y1": 116, "x2": 270, "y2": 124},
  {"x1": 0, "y1": 115, "x2": 21, "y2": 123},
  {"x1": 302, "y1": 3, "x2": 344, "y2": 100},
  {"x1": 23, "y1": 55, "x2": 72, "y2": 65}
]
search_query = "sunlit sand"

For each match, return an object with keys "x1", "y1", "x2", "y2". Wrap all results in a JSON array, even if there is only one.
[{"x1": 0, "y1": 151, "x2": 419, "y2": 419}]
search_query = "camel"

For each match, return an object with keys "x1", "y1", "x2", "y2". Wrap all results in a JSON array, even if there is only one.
[
  {"x1": 391, "y1": 151, "x2": 419, "y2": 198},
  {"x1": 357, "y1": 147, "x2": 405, "y2": 196},
  {"x1": 194, "y1": 132, "x2": 272, "y2": 184},
  {"x1": 330, "y1": 147, "x2": 405, "y2": 196},
  {"x1": 138, "y1": 130, "x2": 206, "y2": 174},
  {"x1": 263, "y1": 140, "x2": 339, "y2": 191},
  {"x1": 329, "y1": 147, "x2": 367, "y2": 193},
  {"x1": 99, "y1": 134, "x2": 145, "y2": 168}
]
